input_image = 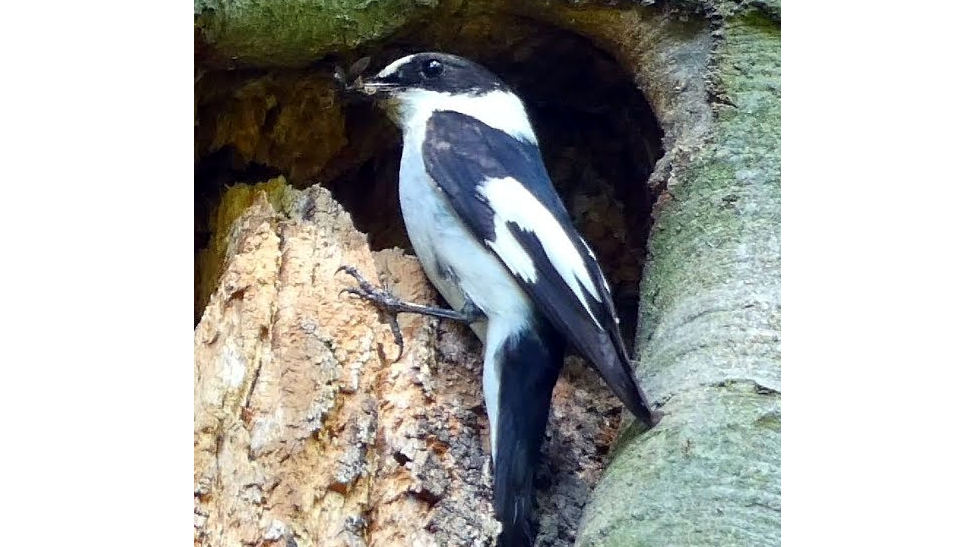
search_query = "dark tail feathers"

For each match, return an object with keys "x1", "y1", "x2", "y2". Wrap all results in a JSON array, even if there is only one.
[{"x1": 493, "y1": 322, "x2": 564, "y2": 547}]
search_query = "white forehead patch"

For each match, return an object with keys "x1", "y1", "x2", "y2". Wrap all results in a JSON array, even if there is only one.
[{"x1": 377, "y1": 54, "x2": 417, "y2": 78}]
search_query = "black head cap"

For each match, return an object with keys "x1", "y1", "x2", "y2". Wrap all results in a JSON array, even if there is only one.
[{"x1": 364, "y1": 52, "x2": 508, "y2": 96}]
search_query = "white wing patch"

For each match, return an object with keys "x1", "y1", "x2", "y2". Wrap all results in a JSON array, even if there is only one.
[
  {"x1": 478, "y1": 176, "x2": 603, "y2": 325},
  {"x1": 485, "y1": 221, "x2": 538, "y2": 283}
]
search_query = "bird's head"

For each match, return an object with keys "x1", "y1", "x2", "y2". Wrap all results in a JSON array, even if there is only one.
[{"x1": 354, "y1": 52, "x2": 528, "y2": 134}]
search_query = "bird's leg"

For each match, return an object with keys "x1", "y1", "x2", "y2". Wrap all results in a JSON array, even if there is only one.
[
  {"x1": 453, "y1": 300, "x2": 487, "y2": 324},
  {"x1": 339, "y1": 265, "x2": 484, "y2": 323},
  {"x1": 337, "y1": 265, "x2": 485, "y2": 359}
]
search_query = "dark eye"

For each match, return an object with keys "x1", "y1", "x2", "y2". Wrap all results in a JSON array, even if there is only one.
[{"x1": 421, "y1": 59, "x2": 444, "y2": 78}]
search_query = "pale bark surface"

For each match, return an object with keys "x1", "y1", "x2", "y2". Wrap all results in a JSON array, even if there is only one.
[
  {"x1": 195, "y1": 1, "x2": 781, "y2": 545},
  {"x1": 194, "y1": 181, "x2": 627, "y2": 547},
  {"x1": 569, "y1": 5, "x2": 781, "y2": 546},
  {"x1": 194, "y1": 182, "x2": 492, "y2": 547}
]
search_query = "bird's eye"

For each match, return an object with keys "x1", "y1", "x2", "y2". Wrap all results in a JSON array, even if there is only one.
[{"x1": 421, "y1": 59, "x2": 444, "y2": 79}]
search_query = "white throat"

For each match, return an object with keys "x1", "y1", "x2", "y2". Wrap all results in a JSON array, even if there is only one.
[{"x1": 390, "y1": 88, "x2": 538, "y2": 144}]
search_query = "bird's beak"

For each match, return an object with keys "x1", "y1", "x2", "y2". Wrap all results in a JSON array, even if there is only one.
[
  {"x1": 351, "y1": 77, "x2": 400, "y2": 101},
  {"x1": 333, "y1": 57, "x2": 401, "y2": 105}
]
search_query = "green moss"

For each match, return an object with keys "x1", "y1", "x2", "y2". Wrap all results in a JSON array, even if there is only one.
[
  {"x1": 216, "y1": 177, "x2": 295, "y2": 227},
  {"x1": 195, "y1": 0, "x2": 437, "y2": 67},
  {"x1": 579, "y1": 388, "x2": 781, "y2": 547},
  {"x1": 754, "y1": 410, "x2": 781, "y2": 431},
  {"x1": 195, "y1": 176, "x2": 298, "y2": 319},
  {"x1": 666, "y1": 0, "x2": 781, "y2": 20},
  {"x1": 582, "y1": 7, "x2": 779, "y2": 546},
  {"x1": 638, "y1": 11, "x2": 780, "y2": 340}
]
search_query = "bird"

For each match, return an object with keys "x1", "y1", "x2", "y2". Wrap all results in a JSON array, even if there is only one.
[{"x1": 340, "y1": 52, "x2": 662, "y2": 546}]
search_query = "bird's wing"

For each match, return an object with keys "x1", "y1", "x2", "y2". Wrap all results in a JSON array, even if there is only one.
[{"x1": 422, "y1": 110, "x2": 657, "y2": 426}]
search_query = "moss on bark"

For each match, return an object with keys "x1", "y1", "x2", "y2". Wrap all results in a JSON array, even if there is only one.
[
  {"x1": 577, "y1": 8, "x2": 781, "y2": 547},
  {"x1": 195, "y1": 0, "x2": 438, "y2": 68}
]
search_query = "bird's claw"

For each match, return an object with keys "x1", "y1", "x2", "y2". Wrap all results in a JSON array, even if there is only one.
[
  {"x1": 337, "y1": 264, "x2": 483, "y2": 360},
  {"x1": 336, "y1": 265, "x2": 373, "y2": 290},
  {"x1": 337, "y1": 265, "x2": 405, "y2": 362}
]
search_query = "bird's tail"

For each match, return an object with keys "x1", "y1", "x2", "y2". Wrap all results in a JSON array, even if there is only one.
[{"x1": 492, "y1": 321, "x2": 564, "y2": 547}]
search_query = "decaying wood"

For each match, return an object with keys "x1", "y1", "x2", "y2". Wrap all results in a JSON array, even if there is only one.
[{"x1": 194, "y1": 183, "x2": 627, "y2": 547}]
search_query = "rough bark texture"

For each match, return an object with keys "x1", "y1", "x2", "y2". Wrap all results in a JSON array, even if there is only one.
[
  {"x1": 566, "y1": 5, "x2": 782, "y2": 547},
  {"x1": 194, "y1": 0, "x2": 440, "y2": 68},
  {"x1": 195, "y1": 1, "x2": 781, "y2": 545},
  {"x1": 194, "y1": 72, "x2": 347, "y2": 180},
  {"x1": 194, "y1": 179, "x2": 629, "y2": 546}
]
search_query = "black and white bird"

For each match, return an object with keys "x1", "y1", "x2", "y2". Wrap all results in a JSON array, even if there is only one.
[{"x1": 344, "y1": 52, "x2": 661, "y2": 546}]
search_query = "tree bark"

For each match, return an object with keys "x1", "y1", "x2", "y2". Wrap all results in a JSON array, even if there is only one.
[
  {"x1": 194, "y1": 180, "x2": 630, "y2": 546},
  {"x1": 565, "y1": 6, "x2": 782, "y2": 547},
  {"x1": 194, "y1": 180, "x2": 497, "y2": 546},
  {"x1": 195, "y1": 1, "x2": 781, "y2": 545}
]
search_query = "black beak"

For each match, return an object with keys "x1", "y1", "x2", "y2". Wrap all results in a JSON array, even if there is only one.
[
  {"x1": 333, "y1": 57, "x2": 398, "y2": 103},
  {"x1": 353, "y1": 77, "x2": 399, "y2": 100},
  {"x1": 336, "y1": 77, "x2": 398, "y2": 105}
]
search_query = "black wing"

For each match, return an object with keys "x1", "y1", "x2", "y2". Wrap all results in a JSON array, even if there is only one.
[{"x1": 422, "y1": 110, "x2": 657, "y2": 426}]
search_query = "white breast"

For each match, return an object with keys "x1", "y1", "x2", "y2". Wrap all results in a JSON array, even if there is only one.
[
  {"x1": 397, "y1": 126, "x2": 533, "y2": 460},
  {"x1": 397, "y1": 128, "x2": 532, "y2": 331}
]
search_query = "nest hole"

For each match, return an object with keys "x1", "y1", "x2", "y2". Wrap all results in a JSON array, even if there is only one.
[{"x1": 332, "y1": 25, "x2": 665, "y2": 344}]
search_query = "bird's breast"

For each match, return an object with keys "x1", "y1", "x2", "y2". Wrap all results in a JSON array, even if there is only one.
[{"x1": 397, "y1": 133, "x2": 533, "y2": 331}]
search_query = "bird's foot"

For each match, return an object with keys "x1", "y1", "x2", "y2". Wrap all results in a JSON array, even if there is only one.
[{"x1": 337, "y1": 265, "x2": 485, "y2": 360}]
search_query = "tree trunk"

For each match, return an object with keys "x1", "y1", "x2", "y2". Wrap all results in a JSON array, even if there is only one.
[
  {"x1": 195, "y1": 1, "x2": 781, "y2": 545},
  {"x1": 193, "y1": 179, "x2": 497, "y2": 546},
  {"x1": 195, "y1": 179, "x2": 631, "y2": 546},
  {"x1": 570, "y1": 9, "x2": 782, "y2": 547}
]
